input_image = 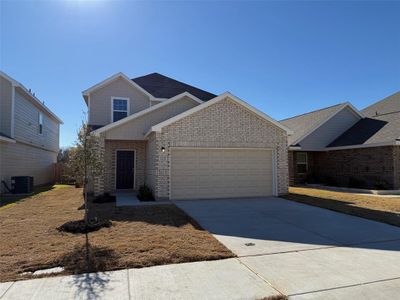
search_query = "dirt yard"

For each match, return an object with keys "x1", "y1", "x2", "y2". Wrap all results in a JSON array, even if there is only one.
[
  {"x1": 0, "y1": 186, "x2": 233, "y2": 282},
  {"x1": 283, "y1": 187, "x2": 400, "y2": 227}
]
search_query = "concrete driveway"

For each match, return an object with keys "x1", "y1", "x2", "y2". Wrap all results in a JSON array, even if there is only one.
[{"x1": 175, "y1": 197, "x2": 400, "y2": 299}]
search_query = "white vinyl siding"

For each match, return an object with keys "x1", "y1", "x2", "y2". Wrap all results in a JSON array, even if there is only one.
[
  {"x1": 0, "y1": 76, "x2": 13, "y2": 137},
  {"x1": 89, "y1": 78, "x2": 151, "y2": 126},
  {"x1": 170, "y1": 148, "x2": 274, "y2": 200},
  {"x1": 0, "y1": 141, "x2": 57, "y2": 193},
  {"x1": 14, "y1": 90, "x2": 59, "y2": 152},
  {"x1": 299, "y1": 107, "x2": 361, "y2": 150}
]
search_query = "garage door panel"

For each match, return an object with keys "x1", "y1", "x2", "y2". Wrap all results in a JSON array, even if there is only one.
[{"x1": 171, "y1": 148, "x2": 274, "y2": 200}]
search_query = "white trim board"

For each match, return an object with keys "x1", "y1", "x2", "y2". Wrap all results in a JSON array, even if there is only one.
[
  {"x1": 0, "y1": 71, "x2": 63, "y2": 124},
  {"x1": 290, "y1": 102, "x2": 364, "y2": 147},
  {"x1": 325, "y1": 140, "x2": 400, "y2": 151},
  {"x1": 111, "y1": 96, "x2": 130, "y2": 123},
  {"x1": 92, "y1": 92, "x2": 203, "y2": 135},
  {"x1": 146, "y1": 92, "x2": 293, "y2": 136},
  {"x1": 82, "y1": 72, "x2": 162, "y2": 103},
  {"x1": 0, "y1": 135, "x2": 16, "y2": 143}
]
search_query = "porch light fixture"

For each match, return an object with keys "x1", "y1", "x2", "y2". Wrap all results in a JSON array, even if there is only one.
[{"x1": 161, "y1": 147, "x2": 165, "y2": 153}]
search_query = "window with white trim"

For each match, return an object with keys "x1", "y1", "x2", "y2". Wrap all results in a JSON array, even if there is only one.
[
  {"x1": 112, "y1": 98, "x2": 128, "y2": 122},
  {"x1": 38, "y1": 112, "x2": 43, "y2": 134},
  {"x1": 296, "y1": 152, "x2": 307, "y2": 174}
]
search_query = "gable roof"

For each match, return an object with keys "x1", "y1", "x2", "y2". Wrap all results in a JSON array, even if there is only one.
[
  {"x1": 362, "y1": 91, "x2": 400, "y2": 117},
  {"x1": 328, "y1": 92, "x2": 400, "y2": 148},
  {"x1": 132, "y1": 73, "x2": 216, "y2": 101},
  {"x1": 82, "y1": 72, "x2": 216, "y2": 104},
  {"x1": 92, "y1": 92, "x2": 203, "y2": 135},
  {"x1": 0, "y1": 71, "x2": 63, "y2": 124},
  {"x1": 146, "y1": 92, "x2": 292, "y2": 136},
  {"x1": 280, "y1": 102, "x2": 363, "y2": 146},
  {"x1": 82, "y1": 72, "x2": 156, "y2": 104}
]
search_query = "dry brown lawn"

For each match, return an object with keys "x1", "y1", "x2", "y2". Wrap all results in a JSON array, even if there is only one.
[
  {"x1": 0, "y1": 186, "x2": 234, "y2": 282},
  {"x1": 283, "y1": 187, "x2": 400, "y2": 227}
]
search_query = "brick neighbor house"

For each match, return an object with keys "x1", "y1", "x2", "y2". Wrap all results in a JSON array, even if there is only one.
[
  {"x1": 83, "y1": 72, "x2": 292, "y2": 200},
  {"x1": 281, "y1": 92, "x2": 400, "y2": 190}
]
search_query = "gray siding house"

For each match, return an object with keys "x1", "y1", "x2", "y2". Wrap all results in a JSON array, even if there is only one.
[
  {"x1": 84, "y1": 72, "x2": 291, "y2": 200},
  {"x1": 0, "y1": 71, "x2": 63, "y2": 193}
]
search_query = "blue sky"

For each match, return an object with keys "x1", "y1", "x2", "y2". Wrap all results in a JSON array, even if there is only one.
[{"x1": 1, "y1": 1, "x2": 399, "y2": 148}]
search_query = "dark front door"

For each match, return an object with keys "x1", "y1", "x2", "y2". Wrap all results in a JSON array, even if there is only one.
[{"x1": 116, "y1": 150, "x2": 135, "y2": 189}]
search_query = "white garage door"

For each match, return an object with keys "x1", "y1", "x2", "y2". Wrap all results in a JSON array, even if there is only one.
[{"x1": 170, "y1": 148, "x2": 274, "y2": 200}]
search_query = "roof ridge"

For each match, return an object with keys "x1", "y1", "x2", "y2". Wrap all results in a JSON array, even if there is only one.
[
  {"x1": 362, "y1": 90, "x2": 400, "y2": 113},
  {"x1": 132, "y1": 72, "x2": 216, "y2": 96},
  {"x1": 280, "y1": 102, "x2": 344, "y2": 122}
]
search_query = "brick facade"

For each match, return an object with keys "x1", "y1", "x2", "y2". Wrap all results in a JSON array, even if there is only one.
[
  {"x1": 92, "y1": 98, "x2": 289, "y2": 198},
  {"x1": 153, "y1": 98, "x2": 289, "y2": 199},
  {"x1": 289, "y1": 146, "x2": 400, "y2": 189},
  {"x1": 100, "y1": 140, "x2": 146, "y2": 194}
]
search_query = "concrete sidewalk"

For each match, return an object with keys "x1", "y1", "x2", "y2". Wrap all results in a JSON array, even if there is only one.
[{"x1": 0, "y1": 258, "x2": 281, "y2": 300}]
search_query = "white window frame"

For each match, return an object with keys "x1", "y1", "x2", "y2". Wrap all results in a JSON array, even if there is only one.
[
  {"x1": 296, "y1": 152, "x2": 308, "y2": 174},
  {"x1": 38, "y1": 112, "x2": 43, "y2": 135},
  {"x1": 111, "y1": 97, "x2": 130, "y2": 122}
]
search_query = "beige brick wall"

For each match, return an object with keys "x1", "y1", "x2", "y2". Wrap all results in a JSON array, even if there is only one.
[
  {"x1": 145, "y1": 133, "x2": 157, "y2": 191},
  {"x1": 103, "y1": 140, "x2": 146, "y2": 193},
  {"x1": 154, "y1": 98, "x2": 289, "y2": 199}
]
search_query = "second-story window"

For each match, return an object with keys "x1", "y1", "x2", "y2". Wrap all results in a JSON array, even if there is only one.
[
  {"x1": 112, "y1": 97, "x2": 129, "y2": 122},
  {"x1": 38, "y1": 113, "x2": 43, "y2": 134}
]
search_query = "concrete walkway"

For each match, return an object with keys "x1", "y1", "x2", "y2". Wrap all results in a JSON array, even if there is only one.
[
  {"x1": 0, "y1": 259, "x2": 280, "y2": 300},
  {"x1": 175, "y1": 197, "x2": 400, "y2": 299}
]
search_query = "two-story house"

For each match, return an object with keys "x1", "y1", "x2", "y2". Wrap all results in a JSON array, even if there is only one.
[
  {"x1": 83, "y1": 72, "x2": 292, "y2": 200},
  {"x1": 0, "y1": 71, "x2": 63, "y2": 193}
]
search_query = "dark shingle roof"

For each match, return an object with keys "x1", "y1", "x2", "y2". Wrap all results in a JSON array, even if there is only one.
[
  {"x1": 329, "y1": 92, "x2": 400, "y2": 147},
  {"x1": 132, "y1": 73, "x2": 216, "y2": 101},
  {"x1": 280, "y1": 103, "x2": 344, "y2": 145}
]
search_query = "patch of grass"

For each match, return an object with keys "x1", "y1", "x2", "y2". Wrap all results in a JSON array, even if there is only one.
[
  {"x1": 0, "y1": 187, "x2": 234, "y2": 282},
  {"x1": 0, "y1": 184, "x2": 72, "y2": 208},
  {"x1": 282, "y1": 187, "x2": 400, "y2": 227}
]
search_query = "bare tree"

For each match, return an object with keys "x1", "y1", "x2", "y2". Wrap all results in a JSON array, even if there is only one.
[{"x1": 68, "y1": 122, "x2": 103, "y2": 223}]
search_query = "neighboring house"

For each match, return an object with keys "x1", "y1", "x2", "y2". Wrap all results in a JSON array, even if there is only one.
[
  {"x1": 0, "y1": 71, "x2": 63, "y2": 193},
  {"x1": 83, "y1": 72, "x2": 291, "y2": 200},
  {"x1": 281, "y1": 92, "x2": 400, "y2": 190}
]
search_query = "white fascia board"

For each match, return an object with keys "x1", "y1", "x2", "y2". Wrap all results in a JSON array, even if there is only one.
[
  {"x1": 148, "y1": 92, "x2": 293, "y2": 135},
  {"x1": 0, "y1": 135, "x2": 16, "y2": 143},
  {"x1": 92, "y1": 92, "x2": 203, "y2": 136},
  {"x1": 82, "y1": 72, "x2": 162, "y2": 102},
  {"x1": 0, "y1": 71, "x2": 63, "y2": 124},
  {"x1": 325, "y1": 141, "x2": 399, "y2": 151},
  {"x1": 290, "y1": 102, "x2": 363, "y2": 147}
]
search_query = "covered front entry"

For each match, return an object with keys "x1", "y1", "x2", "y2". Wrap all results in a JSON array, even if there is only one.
[
  {"x1": 116, "y1": 150, "x2": 135, "y2": 189},
  {"x1": 170, "y1": 148, "x2": 275, "y2": 200}
]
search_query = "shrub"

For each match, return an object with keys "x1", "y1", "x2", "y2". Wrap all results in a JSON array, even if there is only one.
[
  {"x1": 374, "y1": 180, "x2": 391, "y2": 190},
  {"x1": 323, "y1": 175, "x2": 338, "y2": 186},
  {"x1": 137, "y1": 185, "x2": 155, "y2": 201},
  {"x1": 348, "y1": 177, "x2": 366, "y2": 189},
  {"x1": 92, "y1": 192, "x2": 116, "y2": 203}
]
